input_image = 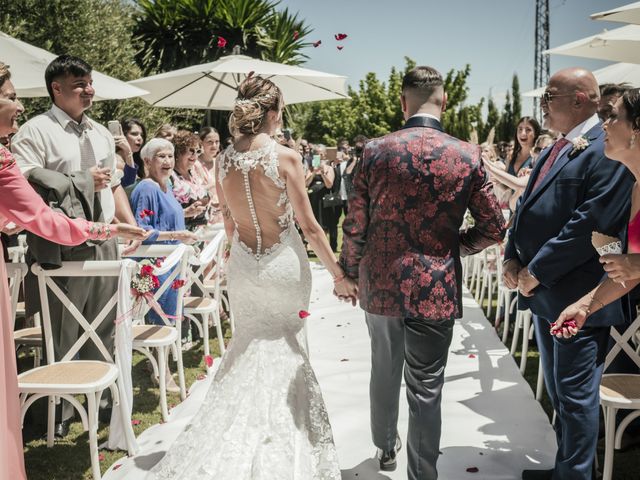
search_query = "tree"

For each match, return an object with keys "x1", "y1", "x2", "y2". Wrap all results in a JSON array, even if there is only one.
[
  {"x1": 0, "y1": 0, "x2": 175, "y2": 128},
  {"x1": 498, "y1": 91, "x2": 514, "y2": 142},
  {"x1": 511, "y1": 73, "x2": 522, "y2": 124},
  {"x1": 481, "y1": 96, "x2": 501, "y2": 143},
  {"x1": 133, "y1": 0, "x2": 312, "y2": 74}
]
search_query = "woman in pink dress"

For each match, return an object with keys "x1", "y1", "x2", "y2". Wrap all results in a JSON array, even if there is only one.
[{"x1": 0, "y1": 63, "x2": 146, "y2": 480}]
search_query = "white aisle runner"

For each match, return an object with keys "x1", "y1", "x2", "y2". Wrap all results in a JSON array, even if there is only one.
[{"x1": 104, "y1": 264, "x2": 556, "y2": 479}]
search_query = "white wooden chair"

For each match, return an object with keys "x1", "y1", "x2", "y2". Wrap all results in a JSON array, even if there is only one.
[
  {"x1": 8, "y1": 263, "x2": 43, "y2": 368},
  {"x1": 184, "y1": 230, "x2": 228, "y2": 363},
  {"x1": 123, "y1": 244, "x2": 192, "y2": 420},
  {"x1": 18, "y1": 261, "x2": 138, "y2": 480},
  {"x1": 477, "y1": 245, "x2": 500, "y2": 318}
]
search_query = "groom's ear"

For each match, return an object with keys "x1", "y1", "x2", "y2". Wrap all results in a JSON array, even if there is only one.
[
  {"x1": 400, "y1": 94, "x2": 407, "y2": 114},
  {"x1": 441, "y1": 92, "x2": 448, "y2": 113}
]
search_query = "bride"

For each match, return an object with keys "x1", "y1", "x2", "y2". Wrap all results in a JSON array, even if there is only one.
[{"x1": 149, "y1": 76, "x2": 358, "y2": 479}]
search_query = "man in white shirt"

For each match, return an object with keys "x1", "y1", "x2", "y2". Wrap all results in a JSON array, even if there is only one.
[{"x1": 12, "y1": 55, "x2": 138, "y2": 435}]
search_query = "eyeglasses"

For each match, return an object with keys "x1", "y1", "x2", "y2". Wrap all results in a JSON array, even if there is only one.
[
  {"x1": 540, "y1": 91, "x2": 575, "y2": 104},
  {"x1": 189, "y1": 148, "x2": 203, "y2": 155}
]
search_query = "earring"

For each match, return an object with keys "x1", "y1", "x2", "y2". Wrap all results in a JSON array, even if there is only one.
[{"x1": 631, "y1": 133, "x2": 637, "y2": 149}]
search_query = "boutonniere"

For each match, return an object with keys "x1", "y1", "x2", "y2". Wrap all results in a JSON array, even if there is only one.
[{"x1": 569, "y1": 136, "x2": 590, "y2": 157}]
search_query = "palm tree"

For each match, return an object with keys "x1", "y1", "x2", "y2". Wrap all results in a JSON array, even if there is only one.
[{"x1": 133, "y1": 0, "x2": 312, "y2": 74}]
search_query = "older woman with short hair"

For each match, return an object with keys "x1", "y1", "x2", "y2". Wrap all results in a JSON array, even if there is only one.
[{"x1": 130, "y1": 138, "x2": 197, "y2": 327}]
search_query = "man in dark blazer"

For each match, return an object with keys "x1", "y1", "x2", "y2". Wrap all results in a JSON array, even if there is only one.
[
  {"x1": 503, "y1": 68, "x2": 634, "y2": 480},
  {"x1": 339, "y1": 66, "x2": 506, "y2": 480}
]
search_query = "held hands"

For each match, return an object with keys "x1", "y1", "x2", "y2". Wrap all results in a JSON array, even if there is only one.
[
  {"x1": 517, "y1": 268, "x2": 539, "y2": 297},
  {"x1": 172, "y1": 230, "x2": 199, "y2": 245},
  {"x1": 600, "y1": 253, "x2": 640, "y2": 286},
  {"x1": 111, "y1": 223, "x2": 150, "y2": 241},
  {"x1": 502, "y1": 259, "x2": 522, "y2": 289},
  {"x1": 90, "y1": 166, "x2": 112, "y2": 191},
  {"x1": 333, "y1": 275, "x2": 358, "y2": 306}
]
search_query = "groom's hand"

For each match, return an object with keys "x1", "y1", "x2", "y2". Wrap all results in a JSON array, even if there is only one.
[{"x1": 518, "y1": 268, "x2": 539, "y2": 297}]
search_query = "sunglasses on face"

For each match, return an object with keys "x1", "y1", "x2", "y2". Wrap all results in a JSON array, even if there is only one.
[{"x1": 540, "y1": 91, "x2": 575, "y2": 104}]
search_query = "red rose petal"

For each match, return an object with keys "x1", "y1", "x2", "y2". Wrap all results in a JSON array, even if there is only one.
[
  {"x1": 99, "y1": 453, "x2": 105, "y2": 462},
  {"x1": 299, "y1": 310, "x2": 310, "y2": 319},
  {"x1": 337, "y1": 46, "x2": 344, "y2": 51},
  {"x1": 313, "y1": 40, "x2": 322, "y2": 48},
  {"x1": 113, "y1": 464, "x2": 122, "y2": 470},
  {"x1": 468, "y1": 354, "x2": 476, "y2": 358},
  {"x1": 217, "y1": 36, "x2": 227, "y2": 48},
  {"x1": 205, "y1": 355, "x2": 214, "y2": 368},
  {"x1": 293, "y1": 30, "x2": 299, "y2": 40},
  {"x1": 334, "y1": 33, "x2": 348, "y2": 41},
  {"x1": 131, "y1": 419, "x2": 141, "y2": 425}
]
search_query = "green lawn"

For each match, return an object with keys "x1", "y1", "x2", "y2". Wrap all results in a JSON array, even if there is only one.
[{"x1": 18, "y1": 323, "x2": 232, "y2": 480}]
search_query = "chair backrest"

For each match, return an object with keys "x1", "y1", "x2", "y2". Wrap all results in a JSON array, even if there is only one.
[
  {"x1": 187, "y1": 230, "x2": 227, "y2": 299},
  {"x1": 122, "y1": 243, "x2": 193, "y2": 327},
  {"x1": 6, "y1": 262, "x2": 27, "y2": 326},
  {"x1": 32, "y1": 260, "x2": 135, "y2": 364}
]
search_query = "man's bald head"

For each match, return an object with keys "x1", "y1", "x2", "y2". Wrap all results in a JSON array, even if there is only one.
[
  {"x1": 550, "y1": 67, "x2": 600, "y2": 105},
  {"x1": 401, "y1": 66, "x2": 446, "y2": 120},
  {"x1": 542, "y1": 68, "x2": 600, "y2": 133}
]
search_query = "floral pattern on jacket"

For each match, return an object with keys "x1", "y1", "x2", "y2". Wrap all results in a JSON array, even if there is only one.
[{"x1": 339, "y1": 122, "x2": 506, "y2": 321}]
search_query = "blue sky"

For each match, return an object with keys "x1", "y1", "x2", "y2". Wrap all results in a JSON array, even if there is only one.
[{"x1": 279, "y1": 0, "x2": 623, "y2": 113}]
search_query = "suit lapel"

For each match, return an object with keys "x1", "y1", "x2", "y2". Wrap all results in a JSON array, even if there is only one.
[{"x1": 520, "y1": 124, "x2": 603, "y2": 212}]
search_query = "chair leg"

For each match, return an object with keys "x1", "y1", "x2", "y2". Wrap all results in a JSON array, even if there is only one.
[
  {"x1": 203, "y1": 313, "x2": 210, "y2": 361},
  {"x1": 215, "y1": 310, "x2": 225, "y2": 355},
  {"x1": 47, "y1": 395, "x2": 56, "y2": 448},
  {"x1": 602, "y1": 405, "x2": 617, "y2": 480},
  {"x1": 174, "y1": 340, "x2": 187, "y2": 401},
  {"x1": 157, "y1": 346, "x2": 169, "y2": 422},
  {"x1": 87, "y1": 391, "x2": 101, "y2": 480},
  {"x1": 510, "y1": 311, "x2": 522, "y2": 355},
  {"x1": 520, "y1": 312, "x2": 531, "y2": 374},
  {"x1": 535, "y1": 355, "x2": 545, "y2": 401},
  {"x1": 501, "y1": 291, "x2": 513, "y2": 344},
  {"x1": 487, "y1": 275, "x2": 494, "y2": 319}
]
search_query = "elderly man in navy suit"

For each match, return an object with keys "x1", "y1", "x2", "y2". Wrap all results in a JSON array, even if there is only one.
[{"x1": 503, "y1": 68, "x2": 634, "y2": 480}]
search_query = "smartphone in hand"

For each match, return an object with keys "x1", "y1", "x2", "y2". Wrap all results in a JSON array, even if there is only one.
[{"x1": 107, "y1": 120, "x2": 123, "y2": 137}]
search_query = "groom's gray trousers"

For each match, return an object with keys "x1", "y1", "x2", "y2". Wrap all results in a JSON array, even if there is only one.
[{"x1": 365, "y1": 312, "x2": 454, "y2": 480}]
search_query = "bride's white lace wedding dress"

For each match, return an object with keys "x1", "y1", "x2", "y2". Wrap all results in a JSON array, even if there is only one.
[{"x1": 149, "y1": 138, "x2": 341, "y2": 480}]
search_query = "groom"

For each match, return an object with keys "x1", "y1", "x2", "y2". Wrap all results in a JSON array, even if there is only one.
[{"x1": 339, "y1": 66, "x2": 506, "y2": 480}]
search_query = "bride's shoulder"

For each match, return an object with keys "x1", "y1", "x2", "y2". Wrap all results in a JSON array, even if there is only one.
[{"x1": 275, "y1": 143, "x2": 302, "y2": 170}]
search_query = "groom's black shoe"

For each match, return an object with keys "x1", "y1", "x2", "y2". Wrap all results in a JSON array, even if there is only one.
[
  {"x1": 522, "y1": 469, "x2": 553, "y2": 480},
  {"x1": 377, "y1": 435, "x2": 402, "y2": 471}
]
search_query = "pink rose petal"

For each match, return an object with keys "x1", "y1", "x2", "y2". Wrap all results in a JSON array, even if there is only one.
[
  {"x1": 299, "y1": 310, "x2": 310, "y2": 319},
  {"x1": 205, "y1": 355, "x2": 214, "y2": 368},
  {"x1": 468, "y1": 354, "x2": 476, "y2": 358},
  {"x1": 131, "y1": 419, "x2": 141, "y2": 426}
]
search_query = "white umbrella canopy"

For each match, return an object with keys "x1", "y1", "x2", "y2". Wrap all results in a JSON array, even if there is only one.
[
  {"x1": 544, "y1": 24, "x2": 640, "y2": 64},
  {"x1": 591, "y1": 1, "x2": 640, "y2": 25},
  {"x1": 523, "y1": 62, "x2": 640, "y2": 97},
  {"x1": 129, "y1": 55, "x2": 349, "y2": 109},
  {"x1": 0, "y1": 31, "x2": 148, "y2": 100}
]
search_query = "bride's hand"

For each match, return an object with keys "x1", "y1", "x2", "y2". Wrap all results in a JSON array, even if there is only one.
[
  {"x1": 334, "y1": 277, "x2": 358, "y2": 306},
  {"x1": 550, "y1": 302, "x2": 587, "y2": 338}
]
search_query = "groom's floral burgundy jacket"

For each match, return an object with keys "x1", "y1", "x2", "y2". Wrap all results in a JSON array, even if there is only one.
[{"x1": 339, "y1": 116, "x2": 506, "y2": 321}]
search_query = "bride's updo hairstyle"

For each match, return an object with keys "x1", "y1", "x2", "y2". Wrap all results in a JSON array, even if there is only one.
[{"x1": 229, "y1": 75, "x2": 283, "y2": 136}]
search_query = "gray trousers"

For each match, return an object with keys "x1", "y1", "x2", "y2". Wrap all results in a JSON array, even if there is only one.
[{"x1": 365, "y1": 312, "x2": 454, "y2": 480}]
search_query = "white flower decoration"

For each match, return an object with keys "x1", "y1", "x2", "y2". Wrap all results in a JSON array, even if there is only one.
[{"x1": 570, "y1": 136, "x2": 590, "y2": 156}]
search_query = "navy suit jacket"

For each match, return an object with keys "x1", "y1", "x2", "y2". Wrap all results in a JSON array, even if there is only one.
[{"x1": 504, "y1": 122, "x2": 634, "y2": 326}]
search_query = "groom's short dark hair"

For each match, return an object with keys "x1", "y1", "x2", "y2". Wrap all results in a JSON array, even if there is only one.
[{"x1": 402, "y1": 66, "x2": 444, "y2": 101}]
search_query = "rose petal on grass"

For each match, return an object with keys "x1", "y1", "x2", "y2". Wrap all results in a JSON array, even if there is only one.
[
  {"x1": 131, "y1": 419, "x2": 141, "y2": 426},
  {"x1": 99, "y1": 453, "x2": 105, "y2": 462},
  {"x1": 205, "y1": 355, "x2": 214, "y2": 368}
]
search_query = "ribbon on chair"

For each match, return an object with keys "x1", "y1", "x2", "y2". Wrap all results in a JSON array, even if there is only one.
[{"x1": 108, "y1": 259, "x2": 139, "y2": 454}]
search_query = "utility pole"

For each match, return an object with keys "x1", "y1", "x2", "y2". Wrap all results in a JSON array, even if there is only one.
[{"x1": 534, "y1": 0, "x2": 550, "y2": 119}]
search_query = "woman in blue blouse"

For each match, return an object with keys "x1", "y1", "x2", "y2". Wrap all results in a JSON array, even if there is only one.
[{"x1": 130, "y1": 138, "x2": 197, "y2": 326}]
